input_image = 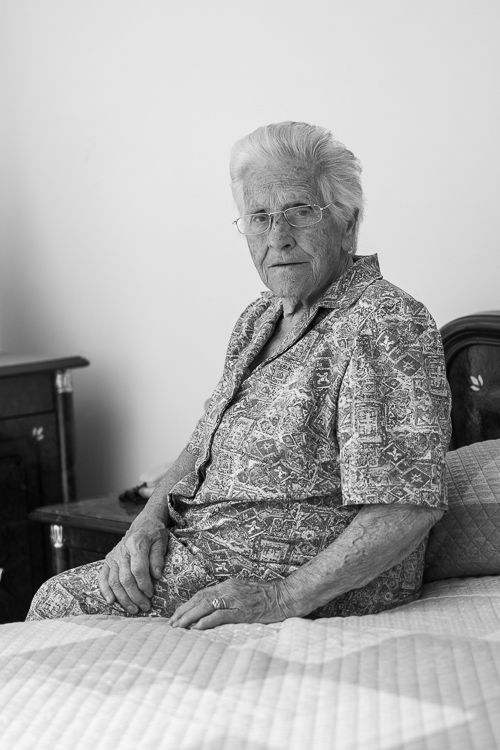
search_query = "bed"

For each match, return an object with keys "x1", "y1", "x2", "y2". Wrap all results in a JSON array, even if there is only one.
[
  {"x1": 2, "y1": 315, "x2": 500, "y2": 750},
  {"x1": 0, "y1": 574, "x2": 499, "y2": 750}
]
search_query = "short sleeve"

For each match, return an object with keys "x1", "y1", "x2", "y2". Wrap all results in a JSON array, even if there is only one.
[{"x1": 337, "y1": 299, "x2": 451, "y2": 508}]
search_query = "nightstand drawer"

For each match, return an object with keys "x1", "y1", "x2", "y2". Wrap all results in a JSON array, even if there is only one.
[
  {"x1": 0, "y1": 373, "x2": 54, "y2": 418},
  {"x1": 65, "y1": 527, "x2": 123, "y2": 562},
  {"x1": 0, "y1": 414, "x2": 61, "y2": 513}
]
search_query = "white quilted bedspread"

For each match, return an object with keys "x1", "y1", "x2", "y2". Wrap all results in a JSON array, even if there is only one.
[{"x1": 1, "y1": 577, "x2": 500, "y2": 750}]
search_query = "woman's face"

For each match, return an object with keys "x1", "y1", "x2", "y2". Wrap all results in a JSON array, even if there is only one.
[{"x1": 241, "y1": 160, "x2": 350, "y2": 311}]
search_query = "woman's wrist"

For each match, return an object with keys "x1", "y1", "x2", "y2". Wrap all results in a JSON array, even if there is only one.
[
  {"x1": 143, "y1": 486, "x2": 173, "y2": 527},
  {"x1": 271, "y1": 577, "x2": 314, "y2": 619},
  {"x1": 127, "y1": 506, "x2": 168, "y2": 537}
]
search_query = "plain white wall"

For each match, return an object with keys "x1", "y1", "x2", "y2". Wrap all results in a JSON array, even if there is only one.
[{"x1": 1, "y1": 0, "x2": 499, "y2": 496}]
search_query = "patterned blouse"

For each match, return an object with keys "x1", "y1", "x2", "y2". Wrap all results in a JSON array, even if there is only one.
[{"x1": 165, "y1": 254, "x2": 451, "y2": 617}]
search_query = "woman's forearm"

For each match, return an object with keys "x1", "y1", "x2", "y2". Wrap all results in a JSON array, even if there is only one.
[
  {"x1": 132, "y1": 447, "x2": 197, "y2": 527},
  {"x1": 279, "y1": 504, "x2": 444, "y2": 617}
]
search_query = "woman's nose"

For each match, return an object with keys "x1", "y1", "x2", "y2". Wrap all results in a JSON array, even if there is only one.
[{"x1": 268, "y1": 213, "x2": 295, "y2": 248}]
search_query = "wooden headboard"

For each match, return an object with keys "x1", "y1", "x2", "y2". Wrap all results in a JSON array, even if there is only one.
[{"x1": 441, "y1": 312, "x2": 500, "y2": 449}]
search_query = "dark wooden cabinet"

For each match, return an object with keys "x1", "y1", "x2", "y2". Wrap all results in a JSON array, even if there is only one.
[{"x1": 0, "y1": 354, "x2": 89, "y2": 622}]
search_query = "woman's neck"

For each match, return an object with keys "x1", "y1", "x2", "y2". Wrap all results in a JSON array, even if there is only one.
[{"x1": 281, "y1": 253, "x2": 354, "y2": 318}]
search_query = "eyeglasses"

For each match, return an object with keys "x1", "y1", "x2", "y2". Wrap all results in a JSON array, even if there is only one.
[{"x1": 233, "y1": 203, "x2": 334, "y2": 236}]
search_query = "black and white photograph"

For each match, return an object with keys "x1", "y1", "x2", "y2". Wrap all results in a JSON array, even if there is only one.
[{"x1": 1, "y1": 1, "x2": 499, "y2": 748}]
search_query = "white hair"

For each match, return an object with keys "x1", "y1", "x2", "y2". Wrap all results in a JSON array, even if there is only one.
[{"x1": 230, "y1": 121, "x2": 364, "y2": 253}]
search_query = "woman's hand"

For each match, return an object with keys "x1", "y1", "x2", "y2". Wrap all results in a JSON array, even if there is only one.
[
  {"x1": 168, "y1": 578, "x2": 294, "y2": 630},
  {"x1": 98, "y1": 515, "x2": 169, "y2": 614}
]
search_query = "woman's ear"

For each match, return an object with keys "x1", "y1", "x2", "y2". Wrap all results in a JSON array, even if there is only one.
[
  {"x1": 346, "y1": 208, "x2": 359, "y2": 237},
  {"x1": 343, "y1": 209, "x2": 359, "y2": 254}
]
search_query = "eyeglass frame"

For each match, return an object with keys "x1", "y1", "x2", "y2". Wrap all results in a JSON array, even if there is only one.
[{"x1": 233, "y1": 202, "x2": 335, "y2": 236}]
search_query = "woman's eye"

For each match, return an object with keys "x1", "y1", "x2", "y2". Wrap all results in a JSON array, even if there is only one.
[{"x1": 250, "y1": 214, "x2": 268, "y2": 224}]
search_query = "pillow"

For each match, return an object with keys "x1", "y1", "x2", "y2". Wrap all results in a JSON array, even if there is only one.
[{"x1": 424, "y1": 439, "x2": 500, "y2": 581}]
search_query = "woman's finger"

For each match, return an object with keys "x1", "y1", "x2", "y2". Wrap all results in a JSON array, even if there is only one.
[
  {"x1": 168, "y1": 589, "x2": 206, "y2": 621},
  {"x1": 126, "y1": 536, "x2": 155, "y2": 598},
  {"x1": 105, "y1": 559, "x2": 141, "y2": 614},
  {"x1": 190, "y1": 610, "x2": 239, "y2": 630},
  {"x1": 149, "y1": 537, "x2": 167, "y2": 580},
  {"x1": 129, "y1": 553, "x2": 154, "y2": 600},
  {"x1": 115, "y1": 555, "x2": 151, "y2": 612},
  {"x1": 170, "y1": 597, "x2": 214, "y2": 628},
  {"x1": 98, "y1": 562, "x2": 116, "y2": 605}
]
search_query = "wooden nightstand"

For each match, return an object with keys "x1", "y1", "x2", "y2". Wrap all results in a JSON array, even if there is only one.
[
  {"x1": 0, "y1": 353, "x2": 89, "y2": 621},
  {"x1": 29, "y1": 495, "x2": 144, "y2": 575}
]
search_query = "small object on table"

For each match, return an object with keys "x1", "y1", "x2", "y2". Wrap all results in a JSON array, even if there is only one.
[
  {"x1": 118, "y1": 485, "x2": 148, "y2": 506},
  {"x1": 118, "y1": 461, "x2": 171, "y2": 504}
]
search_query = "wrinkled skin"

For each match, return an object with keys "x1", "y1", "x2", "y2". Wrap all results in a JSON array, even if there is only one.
[
  {"x1": 241, "y1": 159, "x2": 354, "y2": 317},
  {"x1": 98, "y1": 516, "x2": 169, "y2": 614},
  {"x1": 168, "y1": 578, "x2": 293, "y2": 630}
]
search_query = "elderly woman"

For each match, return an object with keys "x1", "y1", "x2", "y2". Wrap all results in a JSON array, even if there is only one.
[{"x1": 27, "y1": 121, "x2": 450, "y2": 627}]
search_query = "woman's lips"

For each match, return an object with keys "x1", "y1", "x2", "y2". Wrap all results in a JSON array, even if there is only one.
[{"x1": 270, "y1": 262, "x2": 306, "y2": 267}]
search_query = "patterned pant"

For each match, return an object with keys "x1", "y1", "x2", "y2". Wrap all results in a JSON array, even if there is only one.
[
  {"x1": 26, "y1": 541, "x2": 427, "y2": 622},
  {"x1": 26, "y1": 501, "x2": 428, "y2": 621}
]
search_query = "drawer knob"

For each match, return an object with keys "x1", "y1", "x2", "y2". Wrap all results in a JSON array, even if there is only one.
[
  {"x1": 32, "y1": 426, "x2": 45, "y2": 442},
  {"x1": 470, "y1": 374, "x2": 484, "y2": 392}
]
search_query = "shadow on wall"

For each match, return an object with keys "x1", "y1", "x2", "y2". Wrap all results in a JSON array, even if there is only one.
[
  {"x1": 0, "y1": 225, "x2": 122, "y2": 498},
  {"x1": 73, "y1": 385, "x2": 122, "y2": 499}
]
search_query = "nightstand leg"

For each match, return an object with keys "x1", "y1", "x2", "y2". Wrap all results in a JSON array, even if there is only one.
[
  {"x1": 55, "y1": 369, "x2": 76, "y2": 504},
  {"x1": 49, "y1": 524, "x2": 68, "y2": 575}
]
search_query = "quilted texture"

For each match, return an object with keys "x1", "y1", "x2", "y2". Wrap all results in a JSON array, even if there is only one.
[
  {"x1": 424, "y1": 439, "x2": 500, "y2": 581},
  {"x1": 1, "y1": 577, "x2": 500, "y2": 749}
]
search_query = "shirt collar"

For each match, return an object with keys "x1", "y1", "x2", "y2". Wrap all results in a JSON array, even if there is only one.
[{"x1": 315, "y1": 253, "x2": 382, "y2": 310}]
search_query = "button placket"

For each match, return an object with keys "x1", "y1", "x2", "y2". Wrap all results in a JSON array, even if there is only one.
[{"x1": 193, "y1": 304, "x2": 282, "y2": 486}]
